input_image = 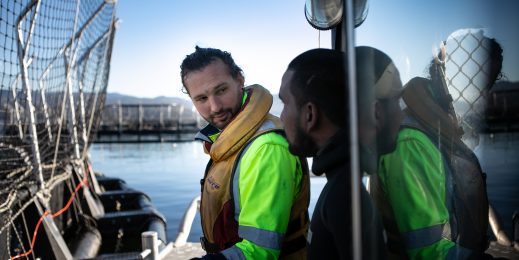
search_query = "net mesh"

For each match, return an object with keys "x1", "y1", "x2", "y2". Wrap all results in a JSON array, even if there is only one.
[{"x1": 0, "y1": 0, "x2": 116, "y2": 256}]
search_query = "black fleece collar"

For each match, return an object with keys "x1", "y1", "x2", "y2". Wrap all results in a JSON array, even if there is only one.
[{"x1": 311, "y1": 129, "x2": 349, "y2": 177}]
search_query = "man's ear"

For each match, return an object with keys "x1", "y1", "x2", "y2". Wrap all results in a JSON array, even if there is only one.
[
  {"x1": 303, "y1": 102, "x2": 319, "y2": 132},
  {"x1": 237, "y1": 75, "x2": 245, "y2": 88}
]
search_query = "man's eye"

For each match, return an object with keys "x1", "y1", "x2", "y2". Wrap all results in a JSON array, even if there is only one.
[
  {"x1": 196, "y1": 97, "x2": 207, "y2": 103},
  {"x1": 216, "y1": 88, "x2": 226, "y2": 95}
]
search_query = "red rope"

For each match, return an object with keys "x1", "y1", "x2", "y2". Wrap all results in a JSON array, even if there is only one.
[
  {"x1": 52, "y1": 178, "x2": 88, "y2": 217},
  {"x1": 10, "y1": 177, "x2": 89, "y2": 260}
]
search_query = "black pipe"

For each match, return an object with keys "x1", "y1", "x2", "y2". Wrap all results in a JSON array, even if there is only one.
[
  {"x1": 146, "y1": 217, "x2": 168, "y2": 244},
  {"x1": 69, "y1": 228, "x2": 102, "y2": 259}
]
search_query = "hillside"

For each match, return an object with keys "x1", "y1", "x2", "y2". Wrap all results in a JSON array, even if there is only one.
[
  {"x1": 105, "y1": 92, "x2": 284, "y2": 116},
  {"x1": 104, "y1": 92, "x2": 193, "y2": 108}
]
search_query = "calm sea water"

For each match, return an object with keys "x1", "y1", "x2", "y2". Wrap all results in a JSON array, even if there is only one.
[
  {"x1": 89, "y1": 132, "x2": 519, "y2": 243},
  {"x1": 475, "y1": 133, "x2": 519, "y2": 239},
  {"x1": 89, "y1": 141, "x2": 326, "y2": 242}
]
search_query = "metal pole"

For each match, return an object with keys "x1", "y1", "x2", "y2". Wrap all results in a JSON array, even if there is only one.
[
  {"x1": 75, "y1": 29, "x2": 111, "y2": 158},
  {"x1": 174, "y1": 195, "x2": 201, "y2": 247},
  {"x1": 38, "y1": 74, "x2": 53, "y2": 141},
  {"x1": 142, "y1": 231, "x2": 159, "y2": 260},
  {"x1": 10, "y1": 76, "x2": 24, "y2": 139},
  {"x1": 16, "y1": 0, "x2": 45, "y2": 190},
  {"x1": 36, "y1": 13, "x2": 111, "y2": 146},
  {"x1": 65, "y1": 0, "x2": 82, "y2": 160},
  {"x1": 78, "y1": 74, "x2": 88, "y2": 151},
  {"x1": 93, "y1": 15, "x2": 117, "y2": 144},
  {"x1": 79, "y1": 36, "x2": 110, "y2": 145},
  {"x1": 50, "y1": 66, "x2": 69, "y2": 179},
  {"x1": 139, "y1": 104, "x2": 143, "y2": 131},
  {"x1": 167, "y1": 105, "x2": 171, "y2": 128},
  {"x1": 159, "y1": 106, "x2": 164, "y2": 128},
  {"x1": 118, "y1": 103, "x2": 122, "y2": 133},
  {"x1": 64, "y1": 0, "x2": 107, "y2": 160},
  {"x1": 343, "y1": 0, "x2": 362, "y2": 259},
  {"x1": 178, "y1": 105, "x2": 184, "y2": 130}
]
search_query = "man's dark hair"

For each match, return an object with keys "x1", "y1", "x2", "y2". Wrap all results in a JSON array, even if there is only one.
[
  {"x1": 287, "y1": 48, "x2": 348, "y2": 127},
  {"x1": 355, "y1": 46, "x2": 396, "y2": 118},
  {"x1": 180, "y1": 46, "x2": 244, "y2": 94},
  {"x1": 356, "y1": 46, "x2": 394, "y2": 90}
]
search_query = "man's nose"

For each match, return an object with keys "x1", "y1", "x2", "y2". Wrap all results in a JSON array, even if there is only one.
[{"x1": 208, "y1": 96, "x2": 222, "y2": 113}]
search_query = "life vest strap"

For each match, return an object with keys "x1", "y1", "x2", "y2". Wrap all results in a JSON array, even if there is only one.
[
  {"x1": 286, "y1": 211, "x2": 309, "y2": 235},
  {"x1": 200, "y1": 236, "x2": 238, "y2": 254},
  {"x1": 279, "y1": 234, "x2": 307, "y2": 257}
]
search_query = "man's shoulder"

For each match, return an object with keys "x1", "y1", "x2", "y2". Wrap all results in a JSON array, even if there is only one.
[
  {"x1": 238, "y1": 131, "x2": 299, "y2": 176},
  {"x1": 243, "y1": 131, "x2": 291, "y2": 158},
  {"x1": 253, "y1": 131, "x2": 287, "y2": 145},
  {"x1": 398, "y1": 127, "x2": 437, "y2": 148}
]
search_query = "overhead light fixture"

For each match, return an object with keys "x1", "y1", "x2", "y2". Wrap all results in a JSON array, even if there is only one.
[
  {"x1": 305, "y1": 0, "x2": 369, "y2": 30},
  {"x1": 353, "y1": 0, "x2": 369, "y2": 27},
  {"x1": 305, "y1": 0, "x2": 343, "y2": 30}
]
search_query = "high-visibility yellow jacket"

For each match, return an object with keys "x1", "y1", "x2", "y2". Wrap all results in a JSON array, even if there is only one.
[
  {"x1": 372, "y1": 124, "x2": 488, "y2": 259},
  {"x1": 195, "y1": 84, "x2": 310, "y2": 259},
  {"x1": 372, "y1": 127, "x2": 455, "y2": 259}
]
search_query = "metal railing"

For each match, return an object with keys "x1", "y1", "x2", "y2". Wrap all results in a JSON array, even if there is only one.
[{"x1": 99, "y1": 103, "x2": 201, "y2": 133}]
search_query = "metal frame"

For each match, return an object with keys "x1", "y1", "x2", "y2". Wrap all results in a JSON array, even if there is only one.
[
  {"x1": 77, "y1": 29, "x2": 112, "y2": 155},
  {"x1": 10, "y1": 75, "x2": 24, "y2": 139},
  {"x1": 342, "y1": 0, "x2": 362, "y2": 259},
  {"x1": 16, "y1": 0, "x2": 45, "y2": 190}
]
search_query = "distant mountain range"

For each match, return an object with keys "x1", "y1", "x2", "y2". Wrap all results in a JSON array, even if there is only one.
[
  {"x1": 105, "y1": 80, "x2": 519, "y2": 120},
  {"x1": 105, "y1": 92, "x2": 284, "y2": 116},
  {"x1": 104, "y1": 92, "x2": 194, "y2": 108}
]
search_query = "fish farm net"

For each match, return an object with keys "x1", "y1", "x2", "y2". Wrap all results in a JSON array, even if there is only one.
[{"x1": 0, "y1": 0, "x2": 116, "y2": 258}]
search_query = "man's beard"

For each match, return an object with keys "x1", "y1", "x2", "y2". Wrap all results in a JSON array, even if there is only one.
[
  {"x1": 376, "y1": 120, "x2": 398, "y2": 156},
  {"x1": 205, "y1": 108, "x2": 234, "y2": 129},
  {"x1": 288, "y1": 124, "x2": 318, "y2": 157},
  {"x1": 205, "y1": 99, "x2": 243, "y2": 130}
]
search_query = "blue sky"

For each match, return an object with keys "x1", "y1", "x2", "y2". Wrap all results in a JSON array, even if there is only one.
[
  {"x1": 108, "y1": 0, "x2": 519, "y2": 99},
  {"x1": 108, "y1": 1, "x2": 331, "y2": 98}
]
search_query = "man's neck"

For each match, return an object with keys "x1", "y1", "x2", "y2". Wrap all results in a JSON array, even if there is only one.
[{"x1": 315, "y1": 126, "x2": 341, "y2": 156}]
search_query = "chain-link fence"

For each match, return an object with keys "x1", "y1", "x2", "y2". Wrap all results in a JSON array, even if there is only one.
[{"x1": 445, "y1": 28, "x2": 502, "y2": 149}]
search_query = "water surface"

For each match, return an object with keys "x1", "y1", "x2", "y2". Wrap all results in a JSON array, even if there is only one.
[{"x1": 89, "y1": 141, "x2": 325, "y2": 242}]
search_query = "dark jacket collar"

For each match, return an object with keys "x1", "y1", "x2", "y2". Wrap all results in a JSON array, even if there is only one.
[{"x1": 311, "y1": 129, "x2": 349, "y2": 177}]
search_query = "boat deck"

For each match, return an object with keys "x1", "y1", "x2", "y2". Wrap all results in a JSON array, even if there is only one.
[
  {"x1": 161, "y1": 241, "x2": 519, "y2": 259},
  {"x1": 486, "y1": 242, "x2": 519, "y2": 260},
  {"x1": 163, "y1": 243, "x2": 205, "y2": 259}
]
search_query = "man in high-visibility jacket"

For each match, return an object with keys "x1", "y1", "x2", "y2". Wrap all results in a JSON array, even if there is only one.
[
  {"x1": 370, "y1": 77, "x2": 490, "y2": 259},
  {"x1": 180, "y1": 46, "x2": 310, "y2": 259},
  {"x1": 370, "y1": 35, "x2": 501, "y2": 258}
]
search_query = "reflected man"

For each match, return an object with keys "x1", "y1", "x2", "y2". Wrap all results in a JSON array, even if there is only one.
[{"x1": 370, "y1": 35, "x2": 500, "y2": 258}]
